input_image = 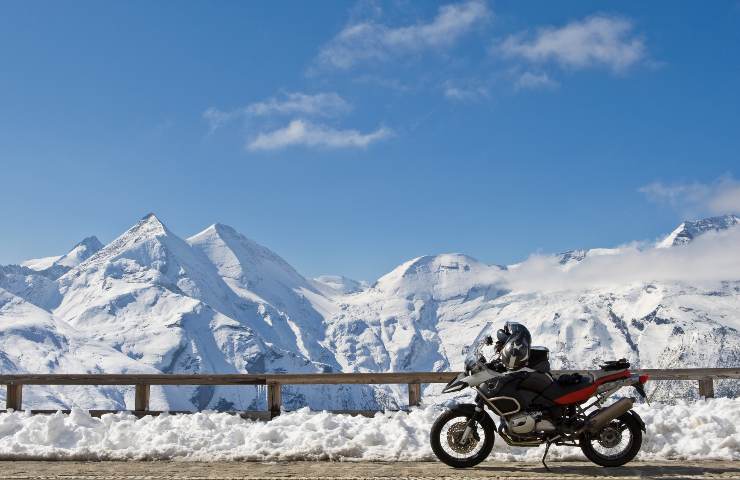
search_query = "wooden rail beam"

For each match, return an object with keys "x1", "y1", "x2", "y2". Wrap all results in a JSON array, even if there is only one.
[
  {"x1": 628, "y1": 368, "x2": 740, "y2": 380},
  {"x1": 265, "y1": 372, "x2": 458, "y2": 385},
  {"x1": 268, "y1": 383, "x2": 281, "y2": 418},
  {"x1": 6, "y1": 384, "x2": 22, "y2": 411},
  {"x1": 0, "y1": 374, "x2": 268, "y2": 386},
  {"x1": 0, "y1": 369, "x2": 738, "y2": 386}
]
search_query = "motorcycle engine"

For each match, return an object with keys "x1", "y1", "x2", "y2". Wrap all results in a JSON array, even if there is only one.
[{"x1": 507, "y1": 411, "x2": 556, "y2": 434}]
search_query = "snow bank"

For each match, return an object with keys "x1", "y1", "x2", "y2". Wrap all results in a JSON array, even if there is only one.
[{"x1": 0, "y1": 399, "x2": 737, "y2": 461}]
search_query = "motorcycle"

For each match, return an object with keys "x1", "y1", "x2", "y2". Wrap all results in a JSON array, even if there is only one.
[{"x1": 430, "y1": 332, "x2": 649, "y2": 469}]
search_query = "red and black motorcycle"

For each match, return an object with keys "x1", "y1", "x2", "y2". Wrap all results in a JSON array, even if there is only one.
[{"x1": 430, "y1": 335, "x2": 649, "y2": 469}]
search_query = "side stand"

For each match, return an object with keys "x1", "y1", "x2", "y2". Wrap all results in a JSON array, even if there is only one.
[{"x1": 541, "y1": 441, "x2": 552, "y2": 471}]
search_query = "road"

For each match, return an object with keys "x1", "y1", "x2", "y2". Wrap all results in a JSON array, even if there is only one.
[{"x1": 0, "y1": 461, "x2": 737, "y2": 480}]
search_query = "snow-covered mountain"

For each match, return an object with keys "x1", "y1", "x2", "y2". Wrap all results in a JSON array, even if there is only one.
[
  {"x1": 22, "y1": 236, "x2": 103, "y2": 280},
  {"x1": 311, "y1": 275, "x2": 368, "y2": 296},
  {"x1": 1, "y1": 213, "x2": 739, "y2": 410},
  {"x1": 0, "y1": 288, "x2": 159, "y2": 409},
  {"x1": 656, "y1": 214, "x2": 739, "y2": 248}
]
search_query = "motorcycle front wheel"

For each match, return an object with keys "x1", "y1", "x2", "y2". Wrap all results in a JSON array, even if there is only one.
[
  {"x1": 430, "y1": 405, "x2": 496, "y2": 468},
  {"x1": 579, "y1": 411, "x2": 643, "y2": 467}
]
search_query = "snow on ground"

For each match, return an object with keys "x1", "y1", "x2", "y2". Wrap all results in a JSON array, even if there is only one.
[{"x1": 0, "y1": 399, "x2": 737, "y2": 461}]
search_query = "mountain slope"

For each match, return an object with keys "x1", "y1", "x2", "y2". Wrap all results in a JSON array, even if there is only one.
[
  {"x1": 1, "y1": 212, "x2": 739, "y2": 410},
  {"x1": 0, "y1": 264, "x2": 61, "y2": 310},
  {"x1": 187, "y1": 223, "x2": 338, "y2": 367},
  {"x1": 0, "y1": 287, "x2": 159, "y2": 409},
  {"x1": 186, "y1": 223, "x2": 378, "y2": 408},
  {"x1": 51, "y1": 214, "x2": 377, "y2": 410}
]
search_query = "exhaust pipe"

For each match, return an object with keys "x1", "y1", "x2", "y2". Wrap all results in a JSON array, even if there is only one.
[{"x1": 583, "y1": 398, "x2": 634, "y2": 434}]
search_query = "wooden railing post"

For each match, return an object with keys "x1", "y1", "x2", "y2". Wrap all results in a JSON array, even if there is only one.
[
  {"x1": 6, "y1": 384, "x2": 22, "y2": 411},
  {"x1": 135, "y1": 384, "x2": 150, "y2": 412},
  {"x1": 408, "y1": 382, "x2": 421, "y2": 408},
  {"x1": 698, "y1": 378, "x2": 714, "y2": 399},
  {"x1": 268, "y1": 383, "x2": 281, "y2": 418}
]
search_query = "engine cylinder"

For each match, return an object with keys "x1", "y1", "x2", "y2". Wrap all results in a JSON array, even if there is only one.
[
  {"x1": 508, "y1": 413, "x2": 536, "y2": 434},
  {"x1": 535, "y1": 419, "x2": 556, "y2": 432}
]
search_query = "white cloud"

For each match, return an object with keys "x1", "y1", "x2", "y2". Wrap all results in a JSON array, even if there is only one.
[
  {"x1": 514, "y1": 71, "x2": 558, "y2": 90},
  {"x1": 204, "y1": 92, "x2": 350, "y2": 132},
  {"x1": 443, "y1": 84, "x2": 489, "y2": 101},
  {"x1": 247, "y1": 120, "x2": 391, "y2": 151},
  {"x1": 246, "y1": 92, "x2": 351, "y2": 117},
  {"x1": 203, "y1": 107, "x2": 240, "y2": 133},
  {"x1": 506, "y1": 226, "x2": 740, "y2": 292},
  {"x1": 317, "y1": 0, "x2": 491, "y2": 70},
  {"x1": 205, "y1": 92, "x2": 391, "y2": 152},
  {"x1": 640, "y1": 175, "x2": 740, "y2": 217},
  {"x1": 499, "y1": 15, "x2": 645, "y2": 72}
]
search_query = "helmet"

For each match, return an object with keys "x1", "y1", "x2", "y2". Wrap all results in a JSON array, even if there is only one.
[
  {"x1": 494, "y1": 321, "x2": 528, "y2": 348},
  {"x1": 497, "y1": 322, "x2": 531, "y2": 370}
]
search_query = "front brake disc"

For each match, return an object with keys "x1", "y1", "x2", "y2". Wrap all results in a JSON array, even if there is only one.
[{"x1": 446, "y1": 421, "x2": 479, "y2": 454}]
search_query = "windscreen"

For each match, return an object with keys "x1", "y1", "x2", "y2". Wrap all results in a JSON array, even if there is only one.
[{"x1": 463, "y1": 322, "x2": 496, "y2": 370}]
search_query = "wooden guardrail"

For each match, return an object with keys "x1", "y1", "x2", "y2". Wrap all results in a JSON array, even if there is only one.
[{"x1": 0, "y1": 368, "x2": 738, "y2": 419}]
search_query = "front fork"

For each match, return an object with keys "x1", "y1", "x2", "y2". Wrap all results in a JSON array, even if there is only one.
[{"x1": 460, "y1": 397, "x2": 486, "y2": 443}]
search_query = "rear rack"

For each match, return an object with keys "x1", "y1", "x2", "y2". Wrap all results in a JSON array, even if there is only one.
[{"x1": 600, "y1": 358, "x2": 630, "y2": 371}]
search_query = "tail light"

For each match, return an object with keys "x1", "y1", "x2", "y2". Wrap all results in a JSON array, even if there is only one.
[{"x1": 639, "y1": 374, "x2": 649, "y2": 384}]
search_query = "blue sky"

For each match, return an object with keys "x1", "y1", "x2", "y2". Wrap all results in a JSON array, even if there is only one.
[{"x1": 1, "y1": 1, "x2": 739, "y2": 280}]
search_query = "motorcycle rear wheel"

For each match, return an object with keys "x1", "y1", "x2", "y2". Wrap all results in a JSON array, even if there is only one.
[
  {"x1": 430, "y1": 405, "x2": 496, "y2": 468},
  {"x1": 579, "y1": 411, "x2": 643, "y2": 467}
]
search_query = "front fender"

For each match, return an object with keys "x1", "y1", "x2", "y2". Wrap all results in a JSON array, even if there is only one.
[
  {"x1": 443, "y1": 403, "x2": 496, "y2": 427},
  {"x1": 627, "y1": 409, "x2": 646, "y2": 432},
  {"x1": 447, "y1": 403, "x2": 479, "y2": 416}
]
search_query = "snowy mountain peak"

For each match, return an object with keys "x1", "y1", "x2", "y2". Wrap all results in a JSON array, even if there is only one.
[
  {"x1": 189, "y1": 223, "x2": 302, "y2": 279},
  {"x1": 77, "y1": 235, "x2": 103, "y2": 249},
  {"x1": 389, "y1": 253, "x2": 483, "y2": 278},
  {"x1": 132, "y1": 213, "x2": 170, "y2": 237},
  {"x1": 558, "y1": 249, "x2": 587, "y2": 265},
  {"x1": 20, "y1": 235, "x2": 104, "y2": 279},
  {"x1": 55, "y1": 236, "x2": 103, "y2": 269},
  {"x1": 193, "y1": 223, "x2": 238, "y2": 240},
  {"x1": 374, "y1": 253, "x2": 503, "y2": 300},
  {"x1": 75, "y1": 213, "x2": 176, "y2": 266},
  {"x1": 556, "y1": 247, "x2": 624, "y2": 269},
  {"x1": 20, "y1": 255, "x2": 61, "y2": 271},
  {"x1": 56, "y1": 213, "x2": 208, "y2": 298},
  {"x1": 657, "y1": 214, "x2": 739, "y2": 248},
  {"x1": 208, "y1": 223, "x2": 239, "y2": 237}
]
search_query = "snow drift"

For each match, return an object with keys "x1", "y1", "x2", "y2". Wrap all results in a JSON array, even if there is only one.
[{"x1": 0, "y1": 399, "x2": 737, "y2": 461}]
